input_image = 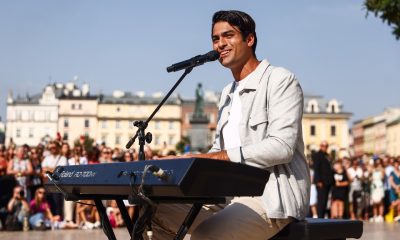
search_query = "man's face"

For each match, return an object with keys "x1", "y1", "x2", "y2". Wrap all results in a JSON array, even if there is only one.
[{"x1": 212, "y1": 21, "x2": 254, "y2": 70}]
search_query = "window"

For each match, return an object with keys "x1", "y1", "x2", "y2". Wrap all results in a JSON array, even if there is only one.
[
  {"x1": 101, "y1": 120, "x2": 107, "y2": 128},
  {"x1": 84, "y1": 119, "x2": 90, "y2": 128},
  {"x1": 155, "y1": 135, "x2": 160, "y2": 145},
  {"x1": 310, "y1": 125, "x2": 316, "y2": 136},
  {"x1": 64, "y1": 119, "x2": 69, "y2": 128},
  {"x1": 29, "y1": 128, "x2": 34, "y2": 138},
  {"x1": 331, "y1": 125, "x2": 336, "y2": 136},
  {"x1": 101, "y1": 134, "x2": 107, "y2": 143},
  {"x1": 169, "y1": 121, "x2": 174, "y2": 130},
  {"x1": 116, "y1": 120, "x2": 121, "y2": 129},
  {"x1": 63, "y1": 132, "x2": 68, "y2": 141},
  {"x1": 311, "y1": 105, "x2": 315, "y2": 113},
  {"x1": 168, "y1": 135, "x2": 175, "y2": 145},
  {"x1": 78, "y1": 104, "x2": 82, "y2": 110},
  {"x1": 71, "y1": 104, "x2": 75, "y2": 110},
  {"x1": 16, "y1": 128, "x2": 21, "y2": 138},
  {"x1": 115, "y1": 135, "x2": 121, "y2": 145},
  {"x1": 155, "y1": 121, "x2": 160, "y2": 130},
  {"x1": 331, "y1": 105, "x2": 335, "y2": 113}
]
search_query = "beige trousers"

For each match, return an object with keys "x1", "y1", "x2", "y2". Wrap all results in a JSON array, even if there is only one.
[{"x1": 147, "y1": 197, "x2": 293, "y2": 240}]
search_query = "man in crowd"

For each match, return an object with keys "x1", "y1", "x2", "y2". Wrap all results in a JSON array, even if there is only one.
[{"x1": 312, "y1": 141, "x2": 334, "y2": 218}]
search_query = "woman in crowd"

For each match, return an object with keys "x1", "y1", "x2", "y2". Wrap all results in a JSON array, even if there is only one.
[
  {"x1": 60, "y1": 142, "x2": 71, "y2": 160},
  {"x1": 389, "y1": 159, "x2": 400, "y2": 221},
  {"x1": 7, "y1": 146, "x2": 33, "y2": 199},
  {"x1": 76, "y1": 200, "x2": 100, "y2": 229},
  {"x1": 28, "y1": 147, "x2": 44, "y2": 201},
  {"x1": 29, "y1": 187, "x2": 59, "y2": 230},
  {"x1": 331, "y1": 160, "x2": 349, "y2": 219},
  {"x1": 370, "y1": 158, "x2": 385, "y2": 222}
]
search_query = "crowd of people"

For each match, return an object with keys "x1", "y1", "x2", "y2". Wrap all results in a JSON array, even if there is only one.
[
  {"x1": 1, "y1": 137, "x2": 399, "y2": 232},
  {"x1": 0, "y1": 136, "x2": 175, "y2": 231},
  {"x1": 309, "y1": 141, "x2": 400, "y2": 223}
]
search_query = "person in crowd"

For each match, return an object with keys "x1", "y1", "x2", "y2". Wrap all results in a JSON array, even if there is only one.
[
  {"x1": 106, "y1": 200, "x2": 124, "y2": 228},
  {"x1": 68, "y1": 145, "x2": 88, "y2": 165},
  {"x1": 308, "y1": 158, "x2": 318, "y2": 218},
  {"x1": 7, "y1": 146, "x2": 33, "y2": 199},
  {"x1": 361, "y1": 161, "x2": 373, "y2": 221},
  {"x1": 331, "y1": 161, "x2": 349, "y2": 219},
  {"x1": 383, "y1": 156, "x2": 394, "y2": 215},
  {"x1": 112, "y1": 147, "x2": 122, "y2": 162},
  {"x1": 29, "y1": 187, "x2": 63, "y2": 230},
  {"x1": 5, "y1": 186, "x2": 29, "y2": 231},
  {"x1": 0, "y1": 145, "x2": 8, "y2": 176},
  {"x1": 123, "y1": 150, "x2": 135, "y2": 162},
  {"x1": 41, "y1": 141, "x2": 67, "y2": 217},
  {"x1": 389, "y1": 159, "x2": 400, "y2": 222},
  {"x1": 347, "y1": 158, "x2": 363, "y2": 220},
  {"x1": 99, "y1": 147, "x2": 113, "y2": 163},
  {"x1": 60, "y1": 142, "x2": 71, "y2": 160},
  {"x1": 63, "y1": 144, "x2": 88, "y2": 225},
  {"x1": 370, "y1": 158, "x2": 385, "y2": 222},
  {"x1": 28, "y1": 147, "x2": 44, "y2": 202},
  {"x1": 312, "y1": 141, "x2": 334, "y2": 218},
  {"x1": 76, "y1": 200, "x2": 101, "y2": 230}
]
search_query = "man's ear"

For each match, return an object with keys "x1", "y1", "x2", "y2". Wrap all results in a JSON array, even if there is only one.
[{"x1": 246, "y1": 33, "x2": 255, "y2": 48}]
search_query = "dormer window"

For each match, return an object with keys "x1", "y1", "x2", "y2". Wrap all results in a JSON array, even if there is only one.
[
  {"x1": 327, "y1": 99, "x2": 340, "y2": 113},
  {"x1": 307, "y1": 99, "x2": 319, "y2": 113}
]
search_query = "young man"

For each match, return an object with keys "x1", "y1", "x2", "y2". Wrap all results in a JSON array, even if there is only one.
[{"x1": 150, "y1": 10, "x2": 310, "y2": 239}]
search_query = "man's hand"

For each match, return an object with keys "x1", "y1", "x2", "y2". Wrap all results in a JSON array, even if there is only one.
[
  {"x1": 316, "y1": 182, "x2": 323, "y2": 188},
  {"x1": 157, "y1": 151, "x2": 230, "y2": 161}
]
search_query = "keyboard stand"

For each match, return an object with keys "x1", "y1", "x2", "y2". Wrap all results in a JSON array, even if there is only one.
[{"x1": 68, "y1": 194, "x2": 225, "y2": 240}]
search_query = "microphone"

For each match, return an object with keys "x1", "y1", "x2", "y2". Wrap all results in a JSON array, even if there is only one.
[{"x1": 166, "y1": 50, "x2": 220, "y2": 72}]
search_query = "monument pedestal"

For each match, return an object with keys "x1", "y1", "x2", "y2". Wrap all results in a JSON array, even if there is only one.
[{"x1": 189, "y1": 115, "x2": 209, "y2": 152}]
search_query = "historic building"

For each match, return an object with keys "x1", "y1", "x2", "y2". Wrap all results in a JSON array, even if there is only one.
[
  {"x1": 351, "y1": 108, "x2": 400, "y2": 157},
  {"x1": 97, "y1": 91, "x2": 182, "y2": 150},
  {"x1": 302, "y1": 95, "x2": 352, "y2": 159},
  {"x1": 387, "y1": 117, "x2": 400, "y2": 157},
  {"x1": 6, "y1": 85, "x2": 61, "y2": 146},
  {"x1": 58, "y1": 83, "x2": 98, "y2": 146}
]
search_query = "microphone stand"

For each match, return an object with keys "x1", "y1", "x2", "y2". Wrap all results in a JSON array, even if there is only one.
[{"x1": 125, "y1": 66, "x2": 194, "y2": 160}]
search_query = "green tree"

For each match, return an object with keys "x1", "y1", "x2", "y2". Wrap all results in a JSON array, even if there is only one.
[{"x1": 364, "y1": 0, "x2": 400, "y2": 40}]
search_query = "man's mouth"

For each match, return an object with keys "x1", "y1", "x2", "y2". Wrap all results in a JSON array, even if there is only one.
[{"x1": 219, "y1": 50, "x2": 231, "y2": 58}]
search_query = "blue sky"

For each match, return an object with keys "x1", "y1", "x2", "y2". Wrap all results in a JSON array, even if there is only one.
[{"x1": 0, "y1": 0, "x2": 399, "y2": 123}]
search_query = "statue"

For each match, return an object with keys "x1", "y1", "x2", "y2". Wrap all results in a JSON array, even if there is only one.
[{"x1": 194, "y1": 83, "x2": 205, "y2": 118}]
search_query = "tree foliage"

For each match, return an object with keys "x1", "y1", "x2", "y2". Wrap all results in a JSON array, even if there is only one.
[{"x1": 365, "y1": 0, "x2": 400, "y2": 40}]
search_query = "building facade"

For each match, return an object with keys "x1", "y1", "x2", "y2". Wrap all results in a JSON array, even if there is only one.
[
  {"x1": 97, "y1": 91, "x2": 182, "y2": 151},
  {"x1": 302, "y1": 95, "x2": 352, "y2": 159},
  {"x1": 6, "y1": 86, "x2": 60, "y2": 146},
  {"x1": 58, "y1": 83, "x2": 98, "y2": 146}
]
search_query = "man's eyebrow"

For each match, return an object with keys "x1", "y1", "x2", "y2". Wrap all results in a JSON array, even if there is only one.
[{"x1": 212, "y1": 30, "x2": 236, "y2": 38}]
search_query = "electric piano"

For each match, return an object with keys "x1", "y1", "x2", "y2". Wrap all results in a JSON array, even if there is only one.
[{"x1": 45, "y1": 158, "x2": 270, "y2": 240}]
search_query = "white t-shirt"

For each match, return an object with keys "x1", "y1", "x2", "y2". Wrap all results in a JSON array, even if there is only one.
[
  {"x1": 68, "y1": 156, "x2": 88, "y2": 166},
  {"x1": 42, "y1": 154, "x2": 67, "y2": 169},
  {"x1": 222, "y1": 74, "x2": 252, "y2": 162}
]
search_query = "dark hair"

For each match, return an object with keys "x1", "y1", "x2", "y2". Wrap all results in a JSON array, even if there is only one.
[{"x1": 212, "y1": 10, "x2": 257, "y2": 54}]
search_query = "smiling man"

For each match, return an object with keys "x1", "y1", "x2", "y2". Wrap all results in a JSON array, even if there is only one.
[{"x1": 149, "y1": 10, "x2": 310, "y2": 239}]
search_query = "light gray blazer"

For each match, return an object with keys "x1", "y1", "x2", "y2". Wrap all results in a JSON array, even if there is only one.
[{"x1": 210, "y1": 59, "x2": 310, "y2": 220}]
